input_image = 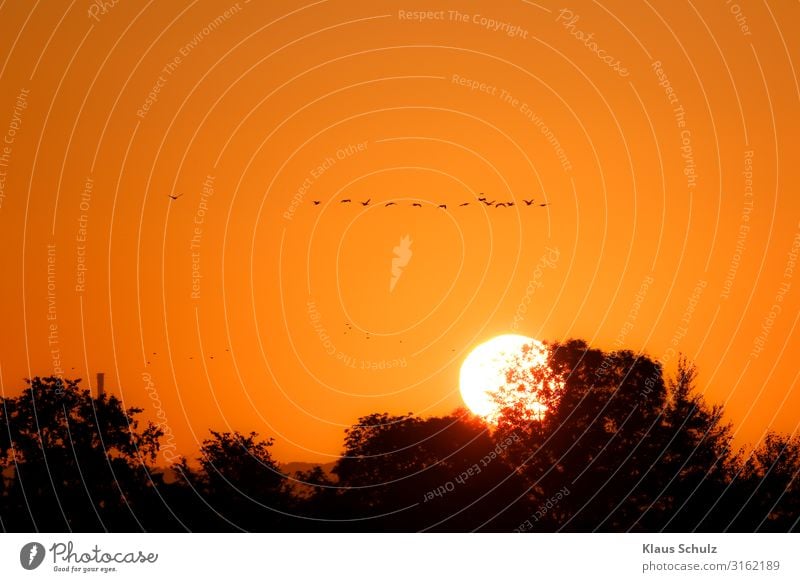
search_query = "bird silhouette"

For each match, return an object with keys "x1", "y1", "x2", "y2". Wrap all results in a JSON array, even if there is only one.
[
  {"x1": 438, "y1": 204, "x2": 447, "y2": 210},
  {"x1": 507, "y1": 201, "x2": 515, "y2": 207},
  {"x1": 340, "y1": 199, "x2": 351, "y2": 203},
  {"x1": 495, "y1": 203, "x2": 508, "y2": 208},
  {"x1": 481, "y1": 199, "x2": 495, "y2": 206},
  {"x1": 412, "y1": 202, "x2": 423, "y2": 207},
  {"x1": 360, "y1": 199, "x2": 371, "y2": 206},
  {"x1": 385, "y1": 202, "x2": 397, "y2": 206},
  {"x1": 168, "y1": 193, "x2": 182, "y2": 200},
  {"x1": 539, "y1": 203, "x2": 549, "y2": 207},
  {"x1": 460, "y1": 202, "x2": 470, "y2": 206},
  {"x1": 523, "y1": 199, "x2": 535, "y2": 206},
  {"x1": 312, "y1": 200, "x2": 321, "y2": 205}
]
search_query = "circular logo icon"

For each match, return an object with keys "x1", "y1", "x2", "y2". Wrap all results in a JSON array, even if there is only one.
[{"x1": 19, "y1": 542, "x2": 46, "y2": 570}]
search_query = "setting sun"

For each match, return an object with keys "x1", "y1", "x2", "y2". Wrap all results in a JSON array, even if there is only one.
[{"x1": 459, "y1": 334, "x2": 560, "y2": 422}]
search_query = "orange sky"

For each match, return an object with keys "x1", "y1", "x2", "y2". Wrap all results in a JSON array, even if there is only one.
[{"x1": 0, "y1": 1, "x2": 798, "y2": 464}]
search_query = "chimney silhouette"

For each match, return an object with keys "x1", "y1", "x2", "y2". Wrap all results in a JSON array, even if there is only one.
[{"x1": 96, "y1": 372, "x2": 105, "y2": 399}]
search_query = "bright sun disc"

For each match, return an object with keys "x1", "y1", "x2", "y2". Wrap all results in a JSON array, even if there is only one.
[{"x1": 459, "y1": 334, "x2": 557, "y2": 422}]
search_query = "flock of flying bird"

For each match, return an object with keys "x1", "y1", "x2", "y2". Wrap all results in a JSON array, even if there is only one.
[
  {"x1": 167, "y1": 192, "x2": 549, "y2": 210},
  {"x1": 168, "y1": 192, "x2": 549, "y2": 213},
  {"x1": 311, "y1": 194, "x2": 549, "y2": 210}
]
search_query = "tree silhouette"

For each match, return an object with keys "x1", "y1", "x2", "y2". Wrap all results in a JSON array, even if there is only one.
[
  {"x1": 199, "y1": 430, "x2": 284, "y2": 496},
  {"x1": 1, "y1": 349, "x2": 798, "y2": 533},
  {"x1": 639, "y1": 356, "x2": 736, "y2": 531},
  {"x1": 725, "y1": 432, "x2": 800, "y2": 531},
  {"x1": 289, "y1": 464, "x2": 336, "y2": 518},
  {"x1": 0, "y1": 376, "x2": 165, "y2": 531},
  {"x1": 327, "y1": 410, "x2": 528, "y2": 531},
  {"x1": 168, "y1": 430, "x2": 291, "y2": 531},
  {"x1": 489, "y1": 340, "x2": 565, "y2": 425},
  {"x1": 491, "y1": 341, "x2": 735, "y2": 532}
]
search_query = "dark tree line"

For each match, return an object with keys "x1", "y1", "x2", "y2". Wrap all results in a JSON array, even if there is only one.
[{"x1": 1, "y1": 340, "x2": 798, "y2": 532}]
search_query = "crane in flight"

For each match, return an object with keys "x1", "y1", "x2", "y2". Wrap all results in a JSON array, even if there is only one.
[
  {"x1": 360, "y1": 198, "x2": 371, "y2": 206},
  {"x1": 168, "y1": 193, "x2": 183, "y2": 200}
]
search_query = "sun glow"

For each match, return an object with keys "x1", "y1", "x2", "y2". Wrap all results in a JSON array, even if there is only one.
[{"x1": 459, "y1": 334, "x2": 562, "y2": 423}]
